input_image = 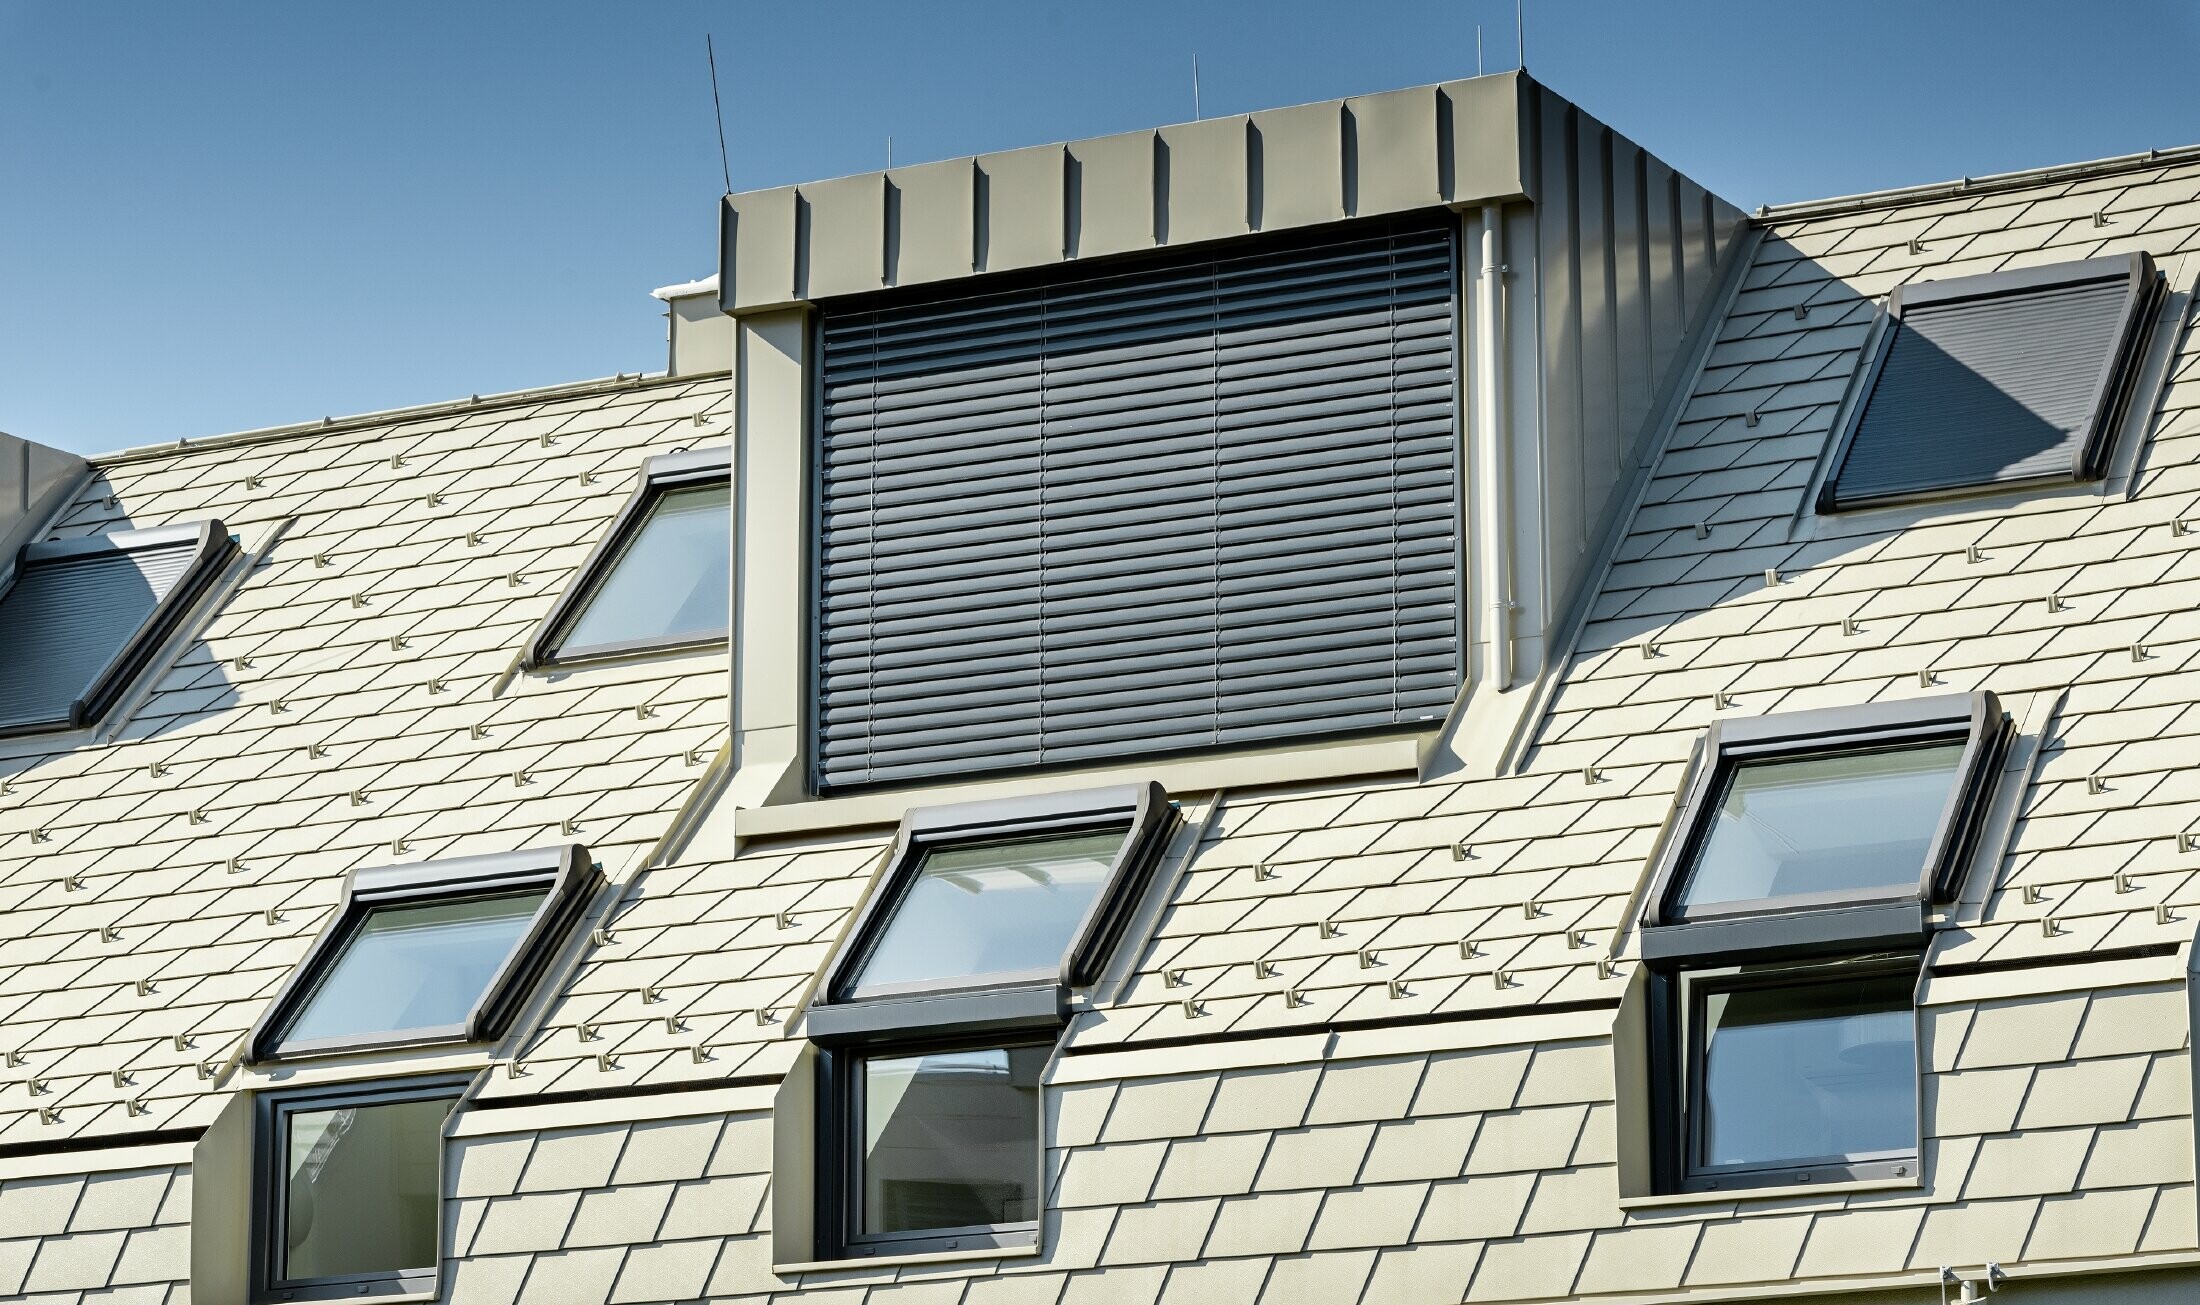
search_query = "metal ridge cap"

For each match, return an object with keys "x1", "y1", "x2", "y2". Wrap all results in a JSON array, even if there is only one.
[
  {"x1": 87, "y1": 367, "x2": 720, "y2": 468},
  {"x1": 1755, "y1": 142, "x2": 2200, "y2": 224}
]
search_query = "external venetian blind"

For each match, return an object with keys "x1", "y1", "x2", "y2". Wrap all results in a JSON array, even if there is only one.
[
  {"x1": 1819, "y1": 252, "x2": 2160, "y2": 512},
  {"x1": 816, "y1": 216, "x2": 1460, "y2": 790},
  {"x1": 0, "y1": 521, "x2": 234, "y2": 735}
]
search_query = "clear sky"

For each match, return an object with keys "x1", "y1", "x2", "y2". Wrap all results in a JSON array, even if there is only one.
[{"x1": 5, "y1": 1, "x2": 2198, "y2": 456}]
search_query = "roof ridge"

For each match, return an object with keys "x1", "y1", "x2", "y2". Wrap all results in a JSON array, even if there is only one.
[
  {"x1": 1758, "y1": 142, "x2": 2200, "y2": 224},
  {"x1": 88, "y1": 368, "x2": 719, "y2": 468}
]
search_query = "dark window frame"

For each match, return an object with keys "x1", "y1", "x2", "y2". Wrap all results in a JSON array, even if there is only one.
[
  {"x1": 802, "y1": 783, "x2": 1178, "y2": 1260},
  {"x1": 1647, "y1": 954, "x2": 1922, "y2": 1195},
  {"x1": 1816, "y1": 252, "x2": 2163, "y2": 514},
  {"x1": 250, "y1": 1074, "x2": 469, "y2": 1303},
  {"x1": 1638, "y1": 692, "x2": 2010, "y2": 964},
  {"x1": 0, "y1": 519, "x2": 237, "y2": 737},
  {"x1": 245, "y1": 845, "x2": 604, "y2": 1062},
  {"x1": 814, "y1": 1032, "x2": 1050, "y2": 1260},
  {"x1": 522, "y1": 445, "x2": 731, "y2": 668},
  {"x1": 806, "y1": 782, "x2": 1179, "y2": 1043}
]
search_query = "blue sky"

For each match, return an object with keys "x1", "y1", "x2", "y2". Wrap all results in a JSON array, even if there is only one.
[{"x1": 5, "y1": 1, "x2": 2198, "y2": 455}]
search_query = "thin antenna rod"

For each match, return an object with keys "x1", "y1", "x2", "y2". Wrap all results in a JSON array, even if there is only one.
[
  {"x1": 705, "y1": 34, "x2": 732, "y2": 195},
  {"x1": 887, "y1": 135, "x2": 894, "y2": 169},
  {"x1": 1192, "y1": 54, "x2": 1202, "y2": 119},
  {"x1": 1477, "y1": 25, "x2": 1484, "y2": 76},
  {"x1": 1516, "y1": 0, "x2": 1525, "y2": 69}
]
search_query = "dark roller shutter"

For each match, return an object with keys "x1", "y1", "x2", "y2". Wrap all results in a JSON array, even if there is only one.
[
  {"x1": 1822, "y1": 253, "x2": 2158, "y2": 512},
  {"x1": 816, "y1": 216, "x2": 1461, "y2": 789},
  {"x1": 0, "y1": 523, "x2": 232, "y2": 734}
]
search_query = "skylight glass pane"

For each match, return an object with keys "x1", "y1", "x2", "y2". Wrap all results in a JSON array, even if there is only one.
[
  {"x1": 1674, "y1": 743, "x2": 1965, "y2": 914},
  {"x1": 279, "y1": 892, "x2": 546, "y2": 1047},
  {"x1": 1696, "y1": 973, "x2": 1915, "y2": 1172},
  {"x1": 558, "y1": 483, "x2": 730, "y2": 654},
  {"x1": 860, "y1": 1045, "x2": 1044, "y2": 1235},
  {"x1": 281, "y1": 1094, "x2": 450, "y2": 1282},
  {"x1": 848, "y1": 830, "x2": 1127, "y2": 995}
]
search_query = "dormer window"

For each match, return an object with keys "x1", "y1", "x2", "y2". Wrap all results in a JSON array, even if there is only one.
[
  {"x1": 796, "y1": 784, "x2": 1177, "y2": 1259},
  {"x1": 525, "y1": 447, "x2": 730, "y2": 667},
  {"x1": 246, "y1": 845, "x2": 603, "y2": 1061},
  {"x1": 0, "y1": 520, "x2": 235, "y2": 736},
  {"x1": 1819, "y1": 253, "x2": 2163, "y2": 511},
  {"x1": 1637, "y1": 694, "x2": 2011, "y2": 1195}
]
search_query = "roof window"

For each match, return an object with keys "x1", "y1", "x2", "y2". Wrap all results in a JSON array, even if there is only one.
[
  {"x1": 525, "y1": 446, "x2": 730, "y2": 667},
  {"x1": 247, "y1": 845, "x2": 603, "y2": 1061},
  {"x1": 0, "y1": 521, "x2": 236, "y2": 735},
  {"x1": 1819, "y1": 253, "x2": 2162, "y2": 511}
]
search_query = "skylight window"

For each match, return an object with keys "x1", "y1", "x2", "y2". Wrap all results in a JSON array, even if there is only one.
[
  {"x1": 247, "y1": 846, "x2": 602, "y2": 1061},
  {"x1": 1819, "y1": 253, "x2": 2162, "y2": 512},
  {"x1": 0, "y1": 521, "x2": 235, "y2": 736},
  {"x1": 792, "y1": 783, "x2": 1178, "y2": 1260},
  {"x1": 1634, "y1": 694, "x2": 2012, "y2": 1196},
  {"x1": 526, "y1": 446, "x2": 730, "y2": 666}
]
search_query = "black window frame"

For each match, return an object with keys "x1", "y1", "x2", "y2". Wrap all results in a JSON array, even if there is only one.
[
  {"x1": 802, "y1": 782, "x2": 1178, "y2": 1260},
  {"x1": 1817, "y1": 252, "x2": 2163, "y2": 513},
  {"x1": 245, "y1": 845, "x2": 604, "y2": 1062},
  {"x1": 522, "y1": 445, "x2": 731, "y2": 668},
  {"x1": 0, "y1": 519, "x2": 237, "y2": 737},
  {"x1": 1646, "y1": 953, "x2": 1923, "y2": 1196},
  {"x1": 1638, "y1": 692, "x2": 2010, "y2": 965},
  {"x1": 250, "y1": 1074, "x2": 468, "y2": 1303},
  {"x1": 815, "y1": 1032, "x2": 1052, "y2": 1260}
]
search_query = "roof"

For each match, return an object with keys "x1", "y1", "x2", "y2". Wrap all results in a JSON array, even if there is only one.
[{"x1": 0, "y1": 372, "x2": 731, "y2": 1148}]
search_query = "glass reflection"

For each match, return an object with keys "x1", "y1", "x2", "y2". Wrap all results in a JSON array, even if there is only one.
[
  {"x1": 280, "y1": 892, "x2": 545, "y2": 1048},
  {"x1": 560, "y1": 482, "x2": 731, "y2": 653},
  {"x1": 1697, "y1": 973, "x2": 1915, "y2": 1171},
  {"x1": 282, "y1": 1094, "x2": 451, "y2": 1281},
  {"x1": 849, "y1": 829, "x2": 1127, "y2": 995},
  {"x1": 861, "y1": 1045, "x2": 1044, "y2": 1236},
  {"x1": 1676, "y1": 743, "x2": 1965, "y2": 913}
]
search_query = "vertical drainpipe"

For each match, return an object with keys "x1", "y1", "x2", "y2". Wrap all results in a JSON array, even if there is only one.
[{"x1": 1476, "y1": 202, "x2": 1516, "y2": 690}]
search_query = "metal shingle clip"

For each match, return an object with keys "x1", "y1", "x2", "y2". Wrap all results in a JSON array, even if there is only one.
[
  {"x1": 28, "y1": 1077, "x2": 50, "y2": 1096},
  {"x1": 635, "y1": 703, "x2": 655, "y2": 720},
  {"x1": 63, "y1": 872, "x2": 83, "y2": 892},
  {"x1": 2088, "y1": 776, "x2": 2109, "y2": 796},
  {"x1": 111, "y1": 1068, "x2": 131, "y2": 1089},
  {"x1": 507, "y1": 1059, "x2": 527, "y2": 1079},
  {"x1": 1581, "y1": 766, "x2": 1602, "y2": 785},
  {"x1": 269, "y1": 698, "x2": 288, "y2": 715},
  {"x1": 38, "y1": 1107, "x2": 59, "y2": 1126},
  {"x1": 2132, "y1": 643, "x2": 2149, "y2": 663},
  {"x1": 2046, "y1": 594, "x2": 2067, "y2": 614},
  {"x1": 349, "y1": 790, "x2": 367, "y2": 807},
  {"x1": 1254, "y1": 960, "x2": 1280, "y2": 980},
  {"x1": 1840, "y1": 617, "x2": 1861, "y2": 637},
  {"x1": 1907, "y1": 237, "x2": 1926, "y2": 255},
  {"x1": 425, "y1": 490, "x2": 446, "y2": 508},
  {"x1": 245, "y1": 474, "x2": 263, "y2": 490},
  {"x1": 578, "y1": 470, "x2": 598, "y2": 486},
  {"x1": 1285, "y1": 988, "x2": 1309, "y2": 1008},
  {"x1": 265, "y1": 907, "x2": 284, "y2": 926},
  {"x1": 2115, "y1": 871, "x2": 2136, "y2": 895},
  {"x1": 1792, "y1": 301, "x2": 1809, "y2": 320},
  {"x1": 1524, "y1": 900, "x2": 1543, "y2": 919},
  {"x1": 313, "y1": 551, "x2": 331, "y2": 567},
  {"x1": 189, "y1": 807, "x2": 209, "y2": 824},
  {"x1": 470, "y1": 723, "x2": 488, "y2": 741},
  {"x1": 508, "y1": 572, "x2": 525, "y2": 588},
  {"x1": 664, "y1": 1014, "x2": 685, "y2": 1034},
  {"x1": 1253, "y1": 863, "x2": 1278, "y2": 881},
  {"x1": 428, "y1": 678, "x2": 447, "y2": 695},
  {"x1": 755, "y1": 1007, "x2": 778, "y2": 1026},
  {"x1": 1388, "y1": 979, "x2": 1410, "y2": 1000},
  {"x1": 1743, "y1": 408, "x2": 1760, "y2": 428},
  {"x1": 1357, "y1": 948, "x2": 1380, "y2": 969},
  {"x1": 174, "y1": 1033, "x2": 193, "y2": 1052},
  {"x1": 391, "y1": 838, "x2": 410, "y2": 856},
  {"x1": 351, "y1": 593, "x2": 368, "y2": 609},
  {"x1": 390, "y1": 634, "x2": 409, "y2": 651},
  {"x1": 576, "y1": 1021, "x2": 599, "y2": 1042},
  {"x1": 31, "y1": 827, "x2": 50, "y2": 843},
  {"x1": 1596, "y1": 958, "x2": 1618, "y2": 980},
  {"x1": 690, "y1": 1044, "x2": 712, "y2": 1064},
  {"x1": 467, "y1": 529, "x2": 487, "y2": 546},
  {"x1": 148, "y1": 761, "x2": 167, "y2": 779},
  {"x1": 2041, "y1": 917, "x2": 2063, "y2": 938},
  {"x1": 2094, "y1": 209, "x2": 2110, "y2": 227},
  {"x1": 226, "y1": 856, "x2": 245, "y2": 874},
  {"x1": 2174, "y1": 519, "x2": 2196, "y2": 538},
  {"x1": 1451, "y1": 840, "x2": 1474, "y2": 862},
  {"x1": 539, "y1": 432, "x2": 555, "y2": 449},
  {"x1": 595, "y1": 1052, "x2": 618, "y2": 1073},
  {"x1": 390, "y1": 453, "x2": 409, "y2": 469},
  {"x1": 196, "y1": 1061, "x2": 216, "y2": 1080},
  {"x1": 774, "y1": 908, "x2": 795, "y2": 929},
  {"x1": 1163, "y1": 968, "x2": 1188, "y2": 988},
  {"x1": 1966, "y1": 544, "x2": 1985, "y2": 564},
  {"x1": 1918, "y1": 669, "x2": 1936, "y2": 688},
  {"x1": 2158, "y1": 904, "x2": 2178, "y2": 926},
  {"x1": 1640, "y1": 639, "x2": 1659, "y2": 659},
  {"x1": 590, "y1": 928, "x2": 616, "y2": 948},
  {"x1": 1319, "y1": 920, "x2": 1342, "y2": 940},
  {"x1": 513, "y1": 770, "x2": 531, "y2": 787},
  {"x1": 2020, "y1": 883, "x2": 2046, "y2": 905},
  {"x1": 1493, "y1": 970, "x2": 1514, "y2": 989},
  {"x1": 1713, "y1": 690, "x2": 1736, "y2": 711},
  {"x1": 639, "y1": 985, "x2": 664, "y2": 1004},
  {"x1": 135, "y1": 978, "x2": 154, "y2": 996},
  {"x1": 1692, "y1": 521, "x2": 1710, "y2": 540},
  {"x1": 684, "y1": 747, "x2": 705, "y2": 767},
  {"x1": 1765, "y1": 568, "x2": 1781, "y2": 588},
  {"x1": 1181, "y1": 998, "x2": 1204, "y2": 1019},
  {"x1": 1459, "y1": 939, "x2": 1481, "y2": 959},
  {"x1": 100, "y1": 925, "x2": 122, "y2": 943},
  {"x1": 308, "y1": 743, "x2": 329, "y2": 760},
  {"x1": 2181, "y1": 833, "x2": 2200, "y2": 854},
  {"x1": 4, "y1": 1050, "x2": 22, "y2": 1068},
  {"x1": 1568, "y1": 930, "x2": 1590, "y2": 949}
]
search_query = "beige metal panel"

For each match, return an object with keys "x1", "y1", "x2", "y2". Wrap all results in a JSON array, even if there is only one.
[
  {"x1": 799, "y1": 174, "x2": 887, "y2": 299},
  {"x1": 666, "y1": 293, "x2": 733, "y2": 378},
  {"x1": 1251, "y1": 101, "x2": 1343, "y2": 230},
  {"x1": 723, "y1": 188, "x2": 798, "y2": 311},
  {"x1": 978, "y1": 144, "x2": 1066, "y2": 273},
  {"x1": 1067, "y1": 128, "x2": 1156, "y2": 259},
  {"x1": 1441, "y1": 72, "x2": 1530, "y2": 203},
  {"x1": 1347, "y1": 85, "x2": 1443, "y2": 215},
  {"x1": 1158, "y1": 115, "x2": 1250, "y2": 246},
  {"x1": 888, "y1": 157, "x2": 975, "y2": 287}
]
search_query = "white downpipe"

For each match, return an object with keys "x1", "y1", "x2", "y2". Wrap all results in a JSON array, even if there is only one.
[{"x1": 1475, "y1": 202, "x2": 1516, "y2": 691}]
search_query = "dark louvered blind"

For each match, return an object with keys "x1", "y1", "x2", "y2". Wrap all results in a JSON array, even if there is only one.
[
  {"x1": 1826, "y1": 256, "x2": 2151, "y2": 510},
  {"x1": 0, "y1": 539, "x2": 201, "y2": 731},
  {"x1": 815, "y1": 216, "x2": 1461, "y2": 790}
]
